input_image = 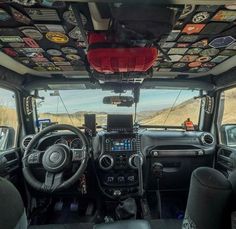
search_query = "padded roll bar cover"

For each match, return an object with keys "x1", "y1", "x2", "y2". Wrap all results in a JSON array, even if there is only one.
[
  {"x1": 94, "y1": 220, "x2": 151, "y2": 229},
  {"x1": 183, "y1": 167, "x2": 232, "y2": 229}
]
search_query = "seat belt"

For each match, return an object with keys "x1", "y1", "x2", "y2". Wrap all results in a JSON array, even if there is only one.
[{"x1": 231, "y1": 211, "x2": 236, "y2": 229}]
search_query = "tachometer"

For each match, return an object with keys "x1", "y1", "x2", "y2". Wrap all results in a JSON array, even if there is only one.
[
  {"x1": 70, "y1": 138, "x2": 82, "y2": 149},
  {"x1": 55, "y1": 137, "x2": 68, "y2": 146}
]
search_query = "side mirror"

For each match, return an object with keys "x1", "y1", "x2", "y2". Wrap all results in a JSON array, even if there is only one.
[
  {"x1": 0, "y1": 126, "x2": 15, "y2": 151},
  {"x1": 220, "y1": 124, "x2": 236, "y2": 146}
]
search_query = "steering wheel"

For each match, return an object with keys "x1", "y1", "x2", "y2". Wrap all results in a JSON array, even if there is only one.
[{"x1": 22, "y1": 124, "x2": 89, "y2": 193}]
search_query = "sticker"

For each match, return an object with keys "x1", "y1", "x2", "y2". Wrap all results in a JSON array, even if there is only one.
[
  {"x1": 166, "y1": 30, "x2": 181, "y2": 42},
  {"x1": 211, "y1": 55, "x2": 229, "y2": 63},
  {"x1": 26, "y1": 8, "x2": 60, "y2": 21},
  {"x1": 180, "y1": 55, "x2": 198, "y2": 62},
  {"x1": 220, "y1": 50, "x2": 236, "y2": 56},
  {"x1": 168, "y1": 48, "x2": 188, "y2": 55},
  {"x1": 61, "y1": 47, "x2": 78, "y2": 54},
  {"x1": 10, "y1": 7, "x2": 31, "y2": 25},
  {"x1": 51, "y1": 56, "x2": 65, "y2": 62},
  {"x1": 21, "y1": 28, "x2": 43, "y2": 40},
  {"x1": 158, "y1": 68, "x2": 172, "y2": 72},
  {"x1": 24, "y1": 52, "x2": 44, "y2": 58},
  {"x1": 17, "y1": 57, "x2": 33, "y2": 65},
  {"x1": 9, "y1": 42, "x2": 26, "y2": 48},
  {"x1": 180, "y1": 5, "x2": 195, "y2": 19},
  {"x1": 54, "y1": 61, "x2": 71, "y2": 66},
  {"x1": 162, "y1": 42, "x2": 176, "y2": 48},
  {"x1": 46, "y1": 66, "x2": 62, "y2": 71},
  {"x1": 174, "y1": 21, "x2": 185, "y2": 30},
  {"x1": 200, "y1": 22, "x2": 229, "y2": 35},
  {"x1": 192, "y1": 39, "x2": 208, "y2": 48},
  {"x1": 47, "y1": 49, "x2": 62, "y2": 56},
  {"x1": 40, "y1": 0, "x2": 66, "y2": 8},
  {"x1": 33, "y1": 66, "x2": 47, "y2": 71},
  {"x1": 225, "y1": 4, "x2": 236, "y2": 10},
  {"x1": 69, "y1": 26, "x2": 84, "y2": 40},
  {"x1": 201, "y1": 62, "x2": 216, "y2": 68},
  {"x1": 2, "y1": 48, "x2": 18, "y2": 57},
  {"x1": 188, "y1": 61, "x2": 202, "y2": 67},
  {"x1": 182, "y1": 24, "x2": 205, "y2": 34},
  {"x1": 0, "y1": 36, "x2": 23, "y2": 42},
  {"x1": 23, "y1": 38, "x2": 39, "y2": 48},
  {"x1": 36, "y1": 62, "x2": 55, "y2": 67},
  {"x1": 0, "y1": 28, "x2": 22, "y2": 36},
  {"x1": 46, "y1": 32, "x2": 69, "y2": 44},
  {"x1": 188, "y1": 67, "x2": 199, "y2": 72},
  {"x1": 16, "y1": 47, "x2": 44, "y2": 54},
  {"x1": 200, "y1": 48, "x2": 220, "y2": 57},
  {"x1": 187, "y1": 48, "x2": 202, "y2": 55},
  {"x1": 192, "y1": 12, "x2": 210, "y2": 23},
  {"x1": 168, "y1": 55, "x2": 183, "y2": 62},
  {"x1": 66, "y1": 54, "x2": 80, "y2": 61},
  {"x1": 63, "y1": 10, "x2": 87, "y2": 26},
  {"x1": 198, "y1": 68, "x2": 210, "y2": 73},
  {"x1": 212, "y1": 10, "x2": 236, "y2": 22},
  {"x1": 196, "y1": 56, "x2": 212, "y2": 62},
  {"x1": 76, "y1": 41, "x2": 87, "y2": 49},
  {"x1": 226, "y1": 42, "x2": 236, "y2": 50},
  {"x1": 35, "y1": 24, "x2": 65, "y2": 33},
  {"x1": 158, "y1": 62, "x2": 172, "y2": 68},
  {"x1": 0, "y1": 8, "x2": 11, "y2": 21},
  {"x1": 59, "y1": 65, "x2": 74, "y2": 71},
  {"x1": 178, "y1": 35, "x2": 199, "y2": 43},
  {"x1": 172, "y1": 62, "x2": 187, "y2": 69},
  {"x1": 176, "y1": 43, "x2": 190, "y2": 48},
  {"x1": 32, "y1": 57, "x2": 48, "y2": 62},
  {"x1": 196, "y1": 5, "x2": 220, "y2": 12},
  {"x1": 209, "y1": 36, "x2": 235, "y2": 48}
]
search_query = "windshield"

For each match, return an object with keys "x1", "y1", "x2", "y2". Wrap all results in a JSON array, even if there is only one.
[{"x1": 36, "y1": 89, "x2": 201, "y2": 128}]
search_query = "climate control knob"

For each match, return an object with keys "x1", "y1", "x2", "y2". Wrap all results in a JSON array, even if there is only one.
[{"x1": 99, "y1": 155, "x2": 114, "y2": 170}]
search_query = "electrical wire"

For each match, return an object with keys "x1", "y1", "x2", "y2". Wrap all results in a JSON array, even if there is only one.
[
  {"x1": 163, "y1": 90, "x2": 182, "y2": 126},
  {"x1": 58, "y1": 94, "x2": 74, "y2": 126}
]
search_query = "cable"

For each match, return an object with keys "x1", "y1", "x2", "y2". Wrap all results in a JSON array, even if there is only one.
[
  {"x1": 58, "y1": 94, "x2": 74, "y2": 126},
  {"x1": 163, "y1": 90, "x2": 182, "y2": 125}
]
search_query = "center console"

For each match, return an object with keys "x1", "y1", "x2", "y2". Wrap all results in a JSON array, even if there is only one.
[{"x1": 95, "y1": 114, "x2": 143, "y2": 198}]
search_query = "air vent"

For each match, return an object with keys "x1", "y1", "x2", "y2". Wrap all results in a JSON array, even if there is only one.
[
  {"x1": 201, "y1": 133, "x2": 214, "y2": 145},
  {"x1": 21, "y1": 135, "x2": 34, "y2": 150}
]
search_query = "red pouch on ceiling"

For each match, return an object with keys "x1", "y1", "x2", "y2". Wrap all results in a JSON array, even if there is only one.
[{"x1": 87, "y1": 33, "x2": 158, "y2": 74}]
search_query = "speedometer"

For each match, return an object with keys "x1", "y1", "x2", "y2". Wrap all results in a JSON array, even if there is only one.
[
  {"x1": 55, "y1": 137, "x2": 68, "y2": 146},
  {"x1": 70, "y1": 138, "x2": 82, "y2": 149}
]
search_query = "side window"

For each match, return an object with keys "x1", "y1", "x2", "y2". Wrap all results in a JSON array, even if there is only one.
[
  {"x1": 218, "y1": 87, "x2": 236, "y2": 146},
  {"x1": 0, "y1": 88, "x2": 18, "y2": 151}
]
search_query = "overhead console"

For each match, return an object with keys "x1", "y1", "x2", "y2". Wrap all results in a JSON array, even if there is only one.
[{"x1": 94, "y1": 114, "x2": 144, "y2": 198}]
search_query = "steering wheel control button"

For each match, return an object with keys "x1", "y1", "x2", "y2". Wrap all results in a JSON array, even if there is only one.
[{"x1": 28, "y1": 152, "x2": 41, "y2": 164}]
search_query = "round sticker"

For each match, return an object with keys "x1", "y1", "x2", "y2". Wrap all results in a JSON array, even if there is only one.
[
  {"x1": 47, "y1": 49, "x2": 62, "y2": 56},
  {"x1": 192, "y1": 12, "x2": 210, "y2": 23},
  {"x1": 63, "y1": 11, "x2": 87, "y2": 26},
  {"x1": 0, "y1": 9, "x2": 11, "y2": 21},
  {"x1": 200, "y1": 48, "x2": 220, "y2": 57},
  {"x1": 196, "y1": 56, "x2": 211, "y2": 62},
  {"x1": 51, "y1": 56, "x2": 65, "y2": 62},
  {"x1": 46, "y1": 32, "x2": 69, "y2": 44},
  {"x1": 66, "y1": 54, "x2": 80, "y2": 61},
  {"x1": 180, "y1": 5, "x2": 195, "y2": 19},
  {"x1": 201, "y1": 62, "x2": 216, "y2": 68},
  {"x1": 172, "y1": 62, "x2": 187, "y2": 68},
  {"x1": 21, "y1": 29, "x2": 43, "y2": 40},
  {"x1": 188, "y1": 61, "x2": 202, "y2": 68},
  {"x1": 61, "y1": 47, "x2": 78, "y2": 54},
  {"x1": 225, "y1": 4, "x2": 236, "y2": 10},
  {"x1": 180, "y1": 55, "x2": 198, "y2": 62}
]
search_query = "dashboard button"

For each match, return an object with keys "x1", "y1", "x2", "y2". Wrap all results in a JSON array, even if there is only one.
[
  {"x1": 106, "y1": 176, "x2": 114, "y2": 183},
  {"x1": 127, "y1": 175, "x2": 135, "y2": 183},
  {"x1": 117, "y1": 176, "x2": 125, "y2": 183}
]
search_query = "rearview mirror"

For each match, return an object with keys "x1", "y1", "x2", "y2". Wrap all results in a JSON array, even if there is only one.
[
  {"x1": 221, "y1": 124, "x2": 236, "y2": 147},
  {"x1": 103, "y1": 96, "x2": 134, "y2": 107},
  {"x1": 0, "y1": 126, "x2": 15, "y2": 151}
]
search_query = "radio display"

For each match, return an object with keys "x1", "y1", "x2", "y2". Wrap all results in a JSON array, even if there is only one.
[{"x1": 111, "y1": 139, "x2": 133, "y2": 151}]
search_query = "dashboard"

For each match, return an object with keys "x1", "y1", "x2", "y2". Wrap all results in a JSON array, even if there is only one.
[{"x1": 22, "y1": 115, "x2": 216, "y2": 198}]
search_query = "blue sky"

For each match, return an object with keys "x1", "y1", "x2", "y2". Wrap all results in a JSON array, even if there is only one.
[{"x1": 36, "y1": 89, "x2": 200, "y2": 114}]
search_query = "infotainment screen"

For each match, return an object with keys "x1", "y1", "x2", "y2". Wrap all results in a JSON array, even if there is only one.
[{"x1": 107, "y1": 114, "x2": 133, "y2": 132}]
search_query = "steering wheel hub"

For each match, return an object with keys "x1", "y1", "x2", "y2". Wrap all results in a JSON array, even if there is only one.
[{"x1": 42, "y1": 144, "x2": 70, "y2": 173}]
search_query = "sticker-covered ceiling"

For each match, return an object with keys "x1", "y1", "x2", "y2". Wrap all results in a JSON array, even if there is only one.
[{"x1": 0, "y1": 2, "x2": 236, "y2": 79}]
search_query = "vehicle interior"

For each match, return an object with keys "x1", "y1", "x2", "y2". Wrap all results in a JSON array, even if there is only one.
[{"x1": 1, "y1": 0, "x2": 236, "y2": 229}]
